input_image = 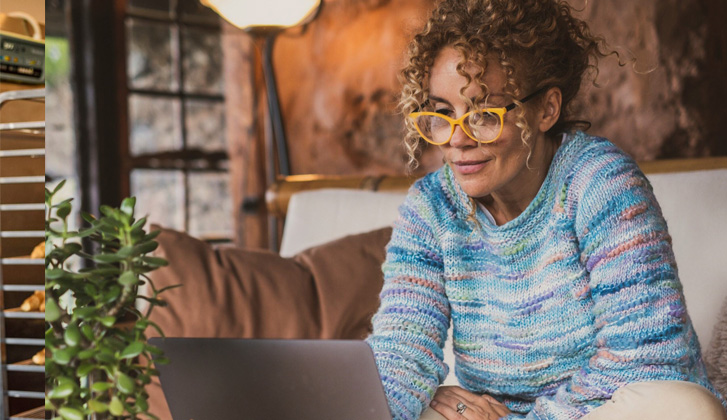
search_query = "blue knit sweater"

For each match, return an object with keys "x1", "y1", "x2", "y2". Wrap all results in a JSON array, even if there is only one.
[{"x1": 366, "y1": 132, "x2": 723, "y2": 419}]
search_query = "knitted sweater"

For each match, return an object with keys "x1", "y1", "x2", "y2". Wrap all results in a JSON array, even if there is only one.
[{"x1": 366, "y1": 132, "x2": 723, "y2": 419}]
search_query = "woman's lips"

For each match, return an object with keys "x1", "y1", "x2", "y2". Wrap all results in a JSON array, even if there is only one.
[{"x1": 451, "y1": 160, "x2": 490, "y2": 175}]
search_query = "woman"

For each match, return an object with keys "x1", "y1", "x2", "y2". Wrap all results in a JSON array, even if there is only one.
[{"x1": 365, "y1": 0, "x2": 727, "y2": 419}]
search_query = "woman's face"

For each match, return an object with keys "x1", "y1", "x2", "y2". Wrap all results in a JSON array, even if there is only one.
[{"x1": 428, "y1": 47, "x2": 547, "y2": 203}]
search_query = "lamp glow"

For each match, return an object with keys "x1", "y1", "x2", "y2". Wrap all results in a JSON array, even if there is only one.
[{"x1": 200, "y1": 0, "x2": 322, "y2": 31}]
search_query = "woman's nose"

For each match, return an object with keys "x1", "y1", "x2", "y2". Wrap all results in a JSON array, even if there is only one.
[{"x1": 448, "y1": 124, "x2": 476, "y2": 148}]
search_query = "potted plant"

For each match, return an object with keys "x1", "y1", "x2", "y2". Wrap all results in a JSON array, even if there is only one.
[{"x1": 45, "y1": 181, "x2": 176, "y2": 419}]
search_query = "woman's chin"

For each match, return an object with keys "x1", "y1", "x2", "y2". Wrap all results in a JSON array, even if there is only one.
[{"x1": 456, "y1": 177, "x2": 493, "y2": 199}]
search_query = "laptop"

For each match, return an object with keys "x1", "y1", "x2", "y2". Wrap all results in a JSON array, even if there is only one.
[{"x1": 148, "y1": 338, "x2": 393, "y2": 420}]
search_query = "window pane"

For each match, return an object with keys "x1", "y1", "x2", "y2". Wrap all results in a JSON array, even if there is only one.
[
  {"x1": 129, "y1": 94, "x2": 182, "y2": 155},
  {"x1": 181, "y1": 27, "x2": 224, "y2": 95},
  {"x1": 185, "y1": 99, "x2": 226, "y2": 152},
  {"x1": 130, "y1": 169, "x2": 185, "y2": 231},
  {"x1": 46, "y1": 36, "x2": 81, "y2": 231},
  {"x1": 126, "y1": 18, "x2": 179, "y2": 91},
  {"x1": 127, "y1": 0, "x2": 174, "y2": 19},
  {"x1": 188, "y1": 171, "x2": 232, "y2": 239},
  {"x1": 180, "y1": 0, "x2": 220, "y2": 25}
]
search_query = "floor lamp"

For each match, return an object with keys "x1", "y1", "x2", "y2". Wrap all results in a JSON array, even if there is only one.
[{"x1": 201, "y1": 0, "x2": 322, "y2": 250}]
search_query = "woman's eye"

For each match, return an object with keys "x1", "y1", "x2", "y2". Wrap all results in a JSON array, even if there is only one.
[{"x1": 434, "y1": 109, "x2": 452, "y2": 116}]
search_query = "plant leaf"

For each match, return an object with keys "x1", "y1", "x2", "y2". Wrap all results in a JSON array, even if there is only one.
[
  {"x1": 99, "y1": 316, "x2": 116, "y2": 328},
  {"x1": 58, "y1": 407, "x2": 84, "y2": 420},
  {"x1": 90, "y1": 382, "x2": 113, "y2": 393},
  {"x1": 47, "y1": 381, "x2": 75, "y2": 399},
  {"x1": 119, "y1": 341, "x2": 144, "y2": 359},
  {"x1": 120, "y1": 196, "x2": 136, "y2": 217},
  {"x1": 119, "y1": 271, "x2": 138, "y2": 286},
  {"x1": 52, "y1": 179, "x2": 67, "y2": 194},
  {"x1": 45, "y1": 297, "x2": 63, "y2": 322},
  {"x1": 63, "y1": 324, "x2": 82, "y2": 347},
  {"x1": 76, "y1": 361, "x2": 95, "y2": 377},
  {"x1": 56, "y1": 201, "x2": 72, "y2": 220},
  {"x1": 93, "y1": 253, "x2": 125, "y2": 263},
  {"x1": 52, "y1": 347, "x2": 77, "y2": 365},
  {"x1": 88, "y1": 399, "x2": 109, "y2": 413},
  {"x1": 116, "y1": 372, "x2": 135, "y2": 394},
  {"x1": 109, "y1": 396, "x2": 124, "y2": 416}
]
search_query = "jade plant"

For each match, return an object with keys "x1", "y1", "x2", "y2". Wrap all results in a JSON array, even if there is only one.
[{"x1": 45, "y1": 181, "x2": 177, "y2": 419}]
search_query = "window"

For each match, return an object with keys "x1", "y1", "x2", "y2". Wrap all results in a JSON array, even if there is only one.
[
  {"x1": 123, "y1": 0, "x2": 232, "y2": 241},
  {"x1": 46, "y1": 0, "x2": 80, "y2": 229}
]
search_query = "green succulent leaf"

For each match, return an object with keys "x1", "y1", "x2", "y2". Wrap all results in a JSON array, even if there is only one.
[
  {"x1": 99, "y1": 315, "x2": 116, "y2": 328},
  {"x1": 52, "y1": 347, "x2": 78, "y2": 365},
  {"x1": 56, "y1": 202, "x2": 72, "y2": 220},
  {"x1": 74, "y1": 306, "x2": 97, "y2": 320},
  {"x1": 76, "y1": 361, "x2": 95, "y2": 377},
  {"x1": 47, "y1": 381, "x2": 75, "y2": 399},
  {"x1": 119, "y1": 341, "x2": 144, "y2": 359},
  {"x1": 116, "y1": 372, "x2": 135, "y2": 394},
  {"x1": 109, "y1": 396, "x2": 124, "y2": 416},
  {"x1": 52, "y1": 179, "x2": 67, "y2": 194},
  {"x1": 137, "y1": 395, "x2": 149, "y2": 411},
  {"x1": 64, "y1": 324, "x2": 82, "y2": 347},
  {"x1": 91, "y1": 382, "x2": 113, "y2": 393},
  {"x1": 58, "y1": 407, "x2": 85, "y2": 420},
  {"x1": 94, "y1": 253, "x2": 125, "y2": 263},
  {"x1": 140, "y1": 256, "x2": 168, "y2": 267},
  {"x1": 88, "y1": 399, "x2": 109, "y2": 413},
  {"x1": 121, "y1": 196, "x2": 136, "y2": 217},
  {"x1": 119, "y1": 271, "x2": 138, "y2": 286},
  {"x1": 142, "y1": 229, "x2": 161, "y2": 241},
  {"x1": 45, "y1": 297, "x2": 63, "y2": 322}
]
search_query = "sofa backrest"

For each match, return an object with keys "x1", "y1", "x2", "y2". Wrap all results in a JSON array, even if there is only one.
[{"x1": 279, "y1": 167, "x2": 727, "y2": 355}]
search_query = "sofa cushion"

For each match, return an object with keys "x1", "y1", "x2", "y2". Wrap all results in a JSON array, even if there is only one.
[
  {"x1": 145, "y1": 224, "x2": 391, "y2": 340},
  {"x1": 143, "y1": 225, "x2": 391, "y2": 420}
]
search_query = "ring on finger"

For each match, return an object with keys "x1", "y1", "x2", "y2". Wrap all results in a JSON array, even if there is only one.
[{"x1": 456, "y1": 401, "x2": 467, "y2": 414}]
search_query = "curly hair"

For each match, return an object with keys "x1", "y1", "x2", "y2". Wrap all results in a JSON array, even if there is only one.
[{"x1": 400, "y1": 0, "x2": 619, "y2": 171}]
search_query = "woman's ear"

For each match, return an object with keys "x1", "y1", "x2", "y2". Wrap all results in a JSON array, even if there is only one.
[{"x1": 538, "y1": 87, "x2": 562, "y2": 133}]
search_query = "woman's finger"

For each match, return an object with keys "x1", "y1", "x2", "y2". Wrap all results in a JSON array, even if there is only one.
[{"x1": 431, "y1": 390, "x2": 502, "y2": 419}]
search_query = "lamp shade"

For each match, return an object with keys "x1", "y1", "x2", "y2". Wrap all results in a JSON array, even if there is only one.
[{"x1": 200, "y1": 0, "x2": 322, "y2": 31}]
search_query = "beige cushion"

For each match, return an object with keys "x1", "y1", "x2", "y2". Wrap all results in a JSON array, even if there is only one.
[{"x1": 280, "y1": 188, "x2": 407, "y2": 257}]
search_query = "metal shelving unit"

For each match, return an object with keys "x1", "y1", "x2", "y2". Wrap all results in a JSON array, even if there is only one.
[{"x1": 0, "y1": 88, "x2": 45, "y2": 419}]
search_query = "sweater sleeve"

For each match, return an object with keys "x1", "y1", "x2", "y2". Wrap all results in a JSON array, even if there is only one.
[
  {"x1": 366, "y1": 183, "x2": 451, "y2": 420},
  {"x1": 508, "y1": 146, "x2": 706, "y2": 419}
]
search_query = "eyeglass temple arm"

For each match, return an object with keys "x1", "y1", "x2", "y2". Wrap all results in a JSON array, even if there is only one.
[{"x1": 505, "y1": 86, "x2": 549, "y2": 111}]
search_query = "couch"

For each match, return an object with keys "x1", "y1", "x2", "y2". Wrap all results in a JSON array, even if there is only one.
[{"x1": 144, "y1": 157, "x2": 727, "y2": 419}]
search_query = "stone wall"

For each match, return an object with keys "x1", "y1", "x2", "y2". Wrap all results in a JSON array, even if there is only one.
[{"x1": 223, "y1": 0, "x2": 727, "y2": 248}]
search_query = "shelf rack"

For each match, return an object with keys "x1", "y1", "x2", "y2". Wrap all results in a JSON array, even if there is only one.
[{"x1": 0, "y1": 87, "x2": 45, "y2": 418}]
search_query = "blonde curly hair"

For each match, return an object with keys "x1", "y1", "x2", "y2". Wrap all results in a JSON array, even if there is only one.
[{"x1": 400, "y1": 0, "x2": 618, "y2": 171}]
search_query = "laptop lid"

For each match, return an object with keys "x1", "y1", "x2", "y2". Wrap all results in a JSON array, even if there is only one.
[{"x1": 148, "y1": 338, "x2": 393, "y2": 420}]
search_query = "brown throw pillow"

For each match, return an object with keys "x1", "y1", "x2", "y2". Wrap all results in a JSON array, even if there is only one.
[{"x1": 143, "y1": 225, "x2": 391, "y2": 420}]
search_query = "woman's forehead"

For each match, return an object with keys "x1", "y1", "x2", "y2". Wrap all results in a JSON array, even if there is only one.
[{"x1": 429, "y1": 47, "x2": 507, "y2": 96}]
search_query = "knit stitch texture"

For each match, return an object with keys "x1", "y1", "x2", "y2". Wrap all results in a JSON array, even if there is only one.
[{"x1": 366, "y1": 132, "x2": 725, "y2": 419}]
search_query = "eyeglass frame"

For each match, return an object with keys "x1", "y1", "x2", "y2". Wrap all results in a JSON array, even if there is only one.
[{"x1": 408, "y1": 86, "x2": 548, "y2": 146}]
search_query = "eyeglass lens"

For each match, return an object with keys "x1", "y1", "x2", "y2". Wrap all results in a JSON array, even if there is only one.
[{"x1": 414, "y1": 111, "x2": 502, "y2": 144}]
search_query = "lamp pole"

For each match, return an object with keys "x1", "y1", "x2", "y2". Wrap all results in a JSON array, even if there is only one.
[{"x1": 262, "y1": 31, "x2": 291, "y2": 181}]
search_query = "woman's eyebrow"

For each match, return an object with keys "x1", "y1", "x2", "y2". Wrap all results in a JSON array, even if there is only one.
[
  {"x1": 428, "y1": 95, "x2": 452, "y2": 106},
  {"x1": 428, "y1": 93, "x2": 507, "y2": 105}
]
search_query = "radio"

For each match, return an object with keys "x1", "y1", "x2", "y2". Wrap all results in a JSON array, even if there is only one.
[{"x1": 0, "y1": 30, "x2": 44, "y2": 85}]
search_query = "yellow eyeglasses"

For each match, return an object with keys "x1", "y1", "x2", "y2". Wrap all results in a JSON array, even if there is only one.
[{"x1": 408, "y1": 87, "x2": 547, "y2": 145}]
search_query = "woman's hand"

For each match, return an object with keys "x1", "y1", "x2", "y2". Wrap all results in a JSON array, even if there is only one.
[{"x1": 429, "y1": 386, "x2": 512, "y2": 420}]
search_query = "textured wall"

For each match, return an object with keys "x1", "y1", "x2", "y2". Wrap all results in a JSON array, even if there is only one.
[
  {"x1": 224, "y1": 0, "x2": 727, "y2": 247},
  {"x1": 273, "y1": 0, "x2": 440, "y2": 176}
]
